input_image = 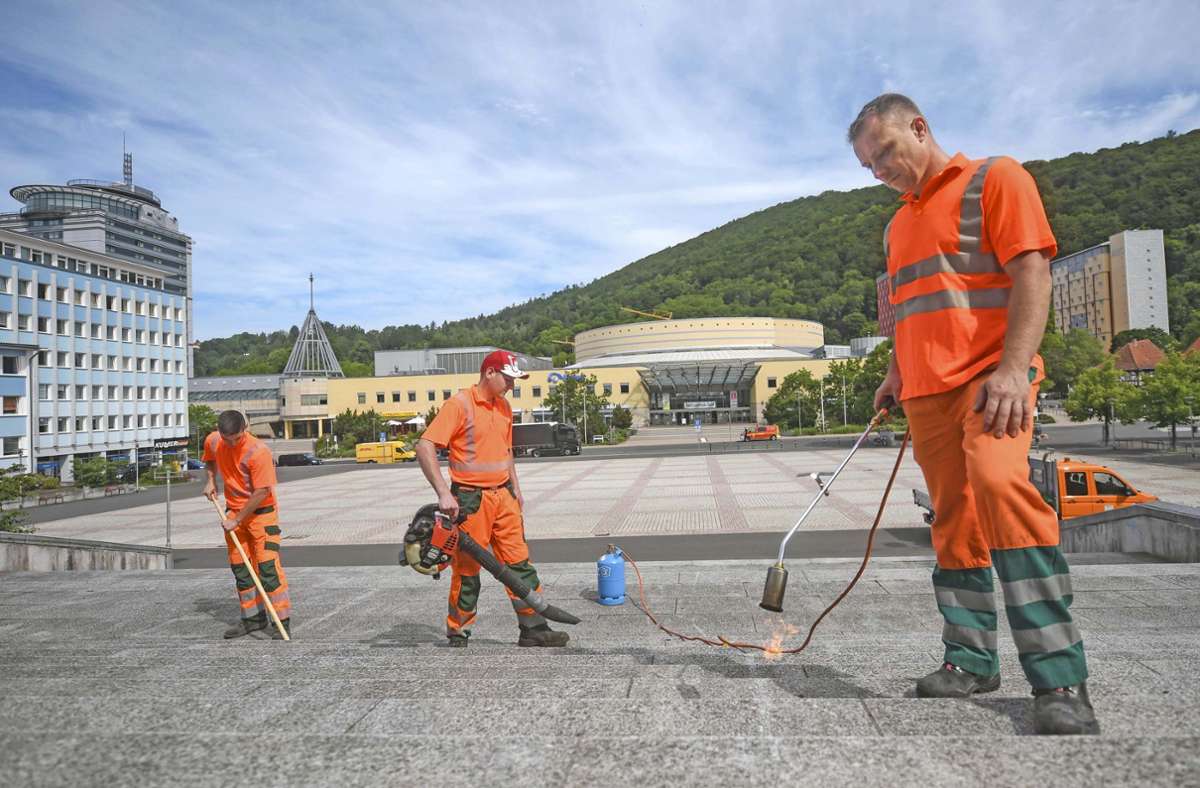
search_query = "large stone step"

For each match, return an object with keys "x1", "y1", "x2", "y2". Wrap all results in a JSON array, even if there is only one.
[{"x1": 3, "y1": 732, "x2": 1196, "y2": 788}]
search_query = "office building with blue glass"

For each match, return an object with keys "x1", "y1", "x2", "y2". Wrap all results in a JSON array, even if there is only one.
[{"x1": 0, "y1": 228, "x2": 188, "y2": 479}]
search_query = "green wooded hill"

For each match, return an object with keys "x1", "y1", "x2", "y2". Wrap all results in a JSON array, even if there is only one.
[{"x1": 195, "y1": 129, "x2": 1200, "y2": 377}]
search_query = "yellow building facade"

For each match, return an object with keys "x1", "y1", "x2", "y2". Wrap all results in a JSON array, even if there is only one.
[{"x1": 322, "y1": 317, "x2": 838, "y2": 430}]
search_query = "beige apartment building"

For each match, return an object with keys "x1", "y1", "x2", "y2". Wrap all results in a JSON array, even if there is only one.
[{"x1": 1050, "y1": 229, "x2": 1168, "y2": 347}]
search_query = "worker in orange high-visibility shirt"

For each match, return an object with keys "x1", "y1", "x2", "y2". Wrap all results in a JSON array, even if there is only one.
[
  {"x1": 415, "y1": 350, "x2": 568, "y2": 649},
  {"x1": 203, "y1": 410, "x2": 293, "y2": 640},
  {"x1": 849, "y1": 94, "x2": 1096, "y2": 735}
]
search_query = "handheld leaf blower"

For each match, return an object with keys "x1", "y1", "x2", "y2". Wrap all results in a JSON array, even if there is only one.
[{"x1": 400, "y1": 503, "x2": 581, "y2": 626}]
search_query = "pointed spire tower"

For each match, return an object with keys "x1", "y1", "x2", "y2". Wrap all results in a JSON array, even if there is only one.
[{"x1": 282, "y1": 274, "x2": 344, "y2": 378}]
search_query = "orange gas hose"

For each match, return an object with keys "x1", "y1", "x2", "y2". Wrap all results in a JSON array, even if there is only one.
[{"x1": 623, "y1": 428, "x2": 910, "y2": 656}]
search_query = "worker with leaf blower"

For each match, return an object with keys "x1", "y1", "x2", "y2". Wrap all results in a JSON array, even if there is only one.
[
  {"x1": 415, "y1": 350, "x2": 570, "y2": 648},
  {"x1": 203, "y1": 410, "x2": 293, "y2": 640},
  {"x1": 850, "y1": 93, "x2": 1097, "y2": 735}
]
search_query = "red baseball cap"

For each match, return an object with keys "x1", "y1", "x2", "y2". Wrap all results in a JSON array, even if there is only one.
[{"x1": 480, "y1": 349, "x2": 530, "y2": 379}]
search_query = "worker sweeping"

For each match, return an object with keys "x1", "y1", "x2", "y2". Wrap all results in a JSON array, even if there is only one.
[
  {"x1": 415, "y1": 350, "x2": 569, "y2": 648},
  {"x1": 849, "y1": 93, "x2": 1097, "y2": 734},
  {"x1": 202, "y1": 410, "x2": 293, "y2": 640}
]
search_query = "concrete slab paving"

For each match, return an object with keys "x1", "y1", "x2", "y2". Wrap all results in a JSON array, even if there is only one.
[
  {"x1": 23, "y1": 446, "x2": 1198, "y2": 549},
  {"x1": 1, "y1": 557, "x2": 1198, "y2": 785}
]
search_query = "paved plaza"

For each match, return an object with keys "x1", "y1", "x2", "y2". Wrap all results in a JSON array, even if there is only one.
[
  {"x1": 2, "y1": 557, "x2": 1198, "y2": 786},
  {"x1": 26, "y1": 447, "x2": 1200, "y2": 549}
]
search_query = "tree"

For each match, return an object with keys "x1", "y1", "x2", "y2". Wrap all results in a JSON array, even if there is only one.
[
  {"x1": 826, "y1": 358, "x2": 863, "y2": 426},
  {"x1": 424, "y1": 405, "x2": 440, "y2": 427},
  {"x1": 763, "y1": 369, "x2": 821, "y2": 430},
  {"x1": 610, "y1": 405, "x2": 633, "y2": 430},
  {"x1": 74, "y1": 457, "x2": 112, "y2": 488},
  {"x1": 330, "y1": 408, "x2": 382, "y2": 447},
  {"x1": 1042, "y1": 329, "x2": 1108, "y2": 395},
  {"x1": 1134, "y1": 350, "x2": 1200, "y2": 450},
  {"x1": 1110, "y1": 327, "x2": 1178, "y2": 354},
  {"x1": 188, "y1": 404, "x2": 218, "y2": 455},
  {"x1": 1064, "y1": 359, "x2": 1139, "y2": 444},
  {"x1": 853, "y1": 340, "x2": 894, "y2": 420},
  {"x1": 541, "y1": 374, "x2": 610, "y2": 441}
]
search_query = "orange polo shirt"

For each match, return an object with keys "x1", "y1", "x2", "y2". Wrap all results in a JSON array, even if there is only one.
[
  {"x1": 422, "y1": 384, "x2": 513, "y2": 487},
  {"x1": 886, "y1": 154, "x2": 1057, "y2": 399},
  {"x1": 202, "y1": 432, "x2": 278, "y2": 513}
]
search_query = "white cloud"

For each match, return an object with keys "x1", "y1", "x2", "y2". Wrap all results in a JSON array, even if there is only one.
[{"x1": 0, "y1": 0, "x2": 1197, "y2": 338}]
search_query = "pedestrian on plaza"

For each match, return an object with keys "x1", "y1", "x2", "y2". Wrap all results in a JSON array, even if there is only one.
[
  {"x1": 849, "y1": 93, "x2": 1097, "y2": 734},
  {"x1": 203, "y1": 410, "x2": 293, "y2": 640},
  {"x1": 415, "y1": 350, "x2": 568, "y2": 648}
]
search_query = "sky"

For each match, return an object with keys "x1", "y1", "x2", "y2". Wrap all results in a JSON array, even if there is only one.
[{"x1": 2, "y1": 1, "x2": 1199, "y2": 340}]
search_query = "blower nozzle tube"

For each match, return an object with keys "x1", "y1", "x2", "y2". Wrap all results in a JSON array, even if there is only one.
[
  {"x1": 759, "y1": 562, "x2": 789, "y2": 612},
  {"x1": 457, "y1": 530, "x2": 581, "y2": 625}
]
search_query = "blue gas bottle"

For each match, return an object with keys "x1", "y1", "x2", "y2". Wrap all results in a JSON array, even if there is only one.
[{"x1": 597, "y1": 544, "x2": 625, "y2": 605}]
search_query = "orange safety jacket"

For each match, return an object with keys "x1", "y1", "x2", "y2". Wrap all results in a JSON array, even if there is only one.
[
  {"x1": 885, "y1": 154, "x2": 1057, "y2": 400},
  {"x1": 422, "y1": 384, "x2": 513, "y2": 487}
]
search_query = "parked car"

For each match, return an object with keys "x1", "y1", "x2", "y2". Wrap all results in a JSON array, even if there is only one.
[
  {"x1": 741, "y1": 424, "x2": 780, "y2": 441},
  {"x1": 277, "y1": 452, "x2": 324, "y2": 467},
  {"x1": 114, "y1": 461, "x2": 155, "y2": 483},
  {"x1": 185, "y1": 457, "x2": 205, "y2": 470}
]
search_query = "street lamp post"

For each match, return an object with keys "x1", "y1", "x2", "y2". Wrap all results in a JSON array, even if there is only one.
[
  {"x1": 819, "y1": 378, "x2": 827, "y2": 433},
  {"x1": 841, "y1": 372, "x2": 848, "y2": 426}
]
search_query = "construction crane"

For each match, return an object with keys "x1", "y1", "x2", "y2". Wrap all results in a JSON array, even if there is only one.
[{"x1": 620, "y1": 306, "x2": 673, "y2": 321}]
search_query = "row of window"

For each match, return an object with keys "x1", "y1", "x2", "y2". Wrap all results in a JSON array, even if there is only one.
[
  {"x1": 0, "y1": 270, "x2": 184, "y2": 319},
  {"x1": 354, "y1": 381, "x2": 633, "y2": 406},
  {"x1": 37, "y1": 412, "x2": 185, "y2": 434},
  {"x1": 1, "y1": 243, "x2": 170, "y2": 292},
  {"x1": 107, "y1": 218, "x2": 189, "y2": 250},
  {"x1": 3, "y1": 314, "x2": 184, "y2": 346},
  {"x1": 32, "y1": 350, "x2": 185, "y2": 373},
  {"x1": 37, "y1": 384, "x2": 185, "y2": 401}
]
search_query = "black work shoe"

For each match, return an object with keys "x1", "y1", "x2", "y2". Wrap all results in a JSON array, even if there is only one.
[
  {"x1": 1033, "y1": 683, "x2": 1100, "y2": 735},
  {"x1": 518, "y1": 624, "x2": 569, "y2": 648},
  {"x1": 447, "y1": 635, "x2": 468, "y2": 648},
  {"x1": 223, "y1": 614, "x2": 268, "y2": 639},
  {"x1": 916, "y1": 662, "x2": 1001, "y2": 698},
  {"x1": 269, "y1": 618, "x2": 292, "y2": 640}
]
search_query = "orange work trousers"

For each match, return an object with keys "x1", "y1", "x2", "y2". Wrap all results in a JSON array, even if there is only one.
[
  {"x1": 904, "y1": 375, "x2": 1060, "y2": 569},
  {"x1": 446, "y1": 485, "x2": 547, "y2": 638},
  {"x1": 225, "y1": 506, "x2": 292, "y2": 621}
]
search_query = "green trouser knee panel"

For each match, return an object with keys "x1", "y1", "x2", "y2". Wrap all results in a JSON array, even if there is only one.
[
  {"x1": 257, "y1": 559, "x2": 281, "y2": 593},
  {"x1": 932, "y1": 565, "x2": 1000, "y2": 676},
  {"x1": 506, "y1": 559, "x2": 541, "y2": 591},
  {"x1": 231, "y1": 563, "x2": 255, "y2": 592},
  {"x1": 456, "y1": 574, "x2": 481, "y2": 612},
  {"x1": 993, "y1": 545, "x2": 1088, "y2": 689}
]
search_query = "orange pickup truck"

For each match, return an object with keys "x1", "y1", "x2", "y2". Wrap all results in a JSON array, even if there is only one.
[
  {"x1": 1027, "y1": 455, "x2": 1157, "y2": 519},
  {"x1": 914, "y1": 455, "x2": 1157, "y2": 523},
  {"x1": 742, "y1": 424, "x2": 780, "y2": 441}
]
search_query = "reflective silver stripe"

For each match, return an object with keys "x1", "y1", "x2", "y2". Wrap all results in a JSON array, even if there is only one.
[
  {"x1": 895, "y1": 286, "x2": 1010, "y2": 321},
  {"x1": 237, "y1": 442, "x2": 269, "y2": 492},
  {"x1": 1000, "y1": 573, "x2": 1073, "y2": 608},
  {"x1": 1011, "y1": 621, "x2": 1082, "y2": 654},
  {"x1": 890, "y1": 250, "x2": 1003, "y2": 291},
  {"x1": 450, "y1": 390, "x2": 511, "y2": 474},
  {"x1": 934, "y1": 586, "x2": 996, "y2": 612},
  {"x1": 943, "y1": 623, "x2": 998, "y2": 650},
  {"x1": 957, "y1": 157, "x2": 997, "y2": 255},
  {"x1": 454, "y1": 391, "x2": 476, "y2": 464},
  {"x1": 891, "y1": 157, "x2": 1008, "y2": 324}
]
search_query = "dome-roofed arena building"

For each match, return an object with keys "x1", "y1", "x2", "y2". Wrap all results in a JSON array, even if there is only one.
[{"x1": 567, "y1": 316, "x2": 833, "y2": 426}]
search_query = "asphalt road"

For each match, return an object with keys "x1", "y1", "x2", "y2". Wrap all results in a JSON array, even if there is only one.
[{"x1": 171, "y1": 527, "x2": 937, "y2": 569}]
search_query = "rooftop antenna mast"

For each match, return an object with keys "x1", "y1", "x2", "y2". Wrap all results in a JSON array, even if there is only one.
[{"x1": 122, "y1": 133, "x2": 133, "y2": 187}]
